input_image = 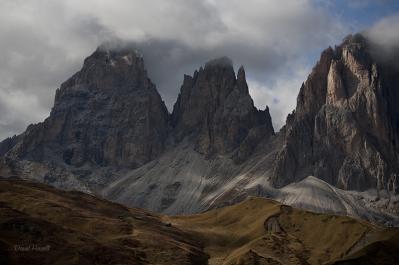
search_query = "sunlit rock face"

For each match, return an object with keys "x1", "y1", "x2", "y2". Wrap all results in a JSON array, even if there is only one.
[{"x1": 272, "y1": 34, "x2": 399, "y2": 193}]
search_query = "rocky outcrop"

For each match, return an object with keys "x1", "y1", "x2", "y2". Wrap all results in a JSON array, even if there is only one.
[
  {"x1": 171, "y1": 57, "x2": 274, "y2": 160},
  {"x1": 3, "y1": 46, "x2": 169, "y2": 169},
  {"x1": 272, "y1": 34, "x2": 399, "y2": 193}
]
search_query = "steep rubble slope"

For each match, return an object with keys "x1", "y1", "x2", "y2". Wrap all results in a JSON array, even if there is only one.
[
  {"x1": 276, "y1": 176, "x2": 399, "y2": 226},
  {"x1": 102, "y1": 138, "x2": 279, "y2": 214},
  {"x1": 104, "y1": 141, "x2": 398, "y2": 225}
]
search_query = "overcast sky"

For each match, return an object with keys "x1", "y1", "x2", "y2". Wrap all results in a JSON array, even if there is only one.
[{"x1": 0, "y1": 0, "x2": 398, "y2": 140}]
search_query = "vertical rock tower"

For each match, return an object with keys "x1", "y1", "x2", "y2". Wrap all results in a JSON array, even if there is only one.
[
  {"x1": 272, "y1": 34, "x2": 399, "y2": 193},
  {"x1": 171, "y1": 57, "x2": 274, "y2": 161},
  {"x1": 4, "y1": 46, "x2": 169, "y2": 169}
]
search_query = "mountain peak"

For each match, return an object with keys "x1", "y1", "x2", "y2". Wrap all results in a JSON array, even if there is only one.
[
  {"x1": 342, "y1": 33, "x2": 368, "y2": 47},
  {"x1": 59, "y1": 46, "x2": 148, "y2": 93},
  {"x1": 96, "y1": 39, "x2": 143, "y2": 56},
  {"x1": 237, "y1": 65, "x2": 247, "y2": 86},
  {"x1": 87, "y1": 48, "x2": 143, "y2": 71},
  {"x1": 237, "y1": 65, "x2": 245, "y2": 79},
  {"x1": 7, "y1": 47, "x2": 169, "y2": 170},
  {"x1": 171, "y1": 59, "x2": 273, "y2": 158}
]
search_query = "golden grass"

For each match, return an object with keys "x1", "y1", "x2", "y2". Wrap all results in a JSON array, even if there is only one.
[
  {"x1": 167, "y1": 197, "x2": 396, "y2": 265},
  {"x1": 1, "y1": 179, "x2": 397, "y2": 265},
  {"x1": 0, "y1": 179, "x2": 208, "y2": 265}
]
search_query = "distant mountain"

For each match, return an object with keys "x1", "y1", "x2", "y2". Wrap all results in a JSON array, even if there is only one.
[
  {"x1": 1, "y1": 178, "x2": 398, "y2": 265},
  {"x1": 0, "y1": 34, "x2": 398, "y2": 225}
]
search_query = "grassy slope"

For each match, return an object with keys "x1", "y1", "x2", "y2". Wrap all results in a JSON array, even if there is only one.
[
  {"x1": 0, "y1": 179, "x2": 397, "y2": 265},
  {"x1": 167, "y1": 197, "x2": 398, "y2": 265},
  {"x1": 0, "y1": 179, "x2": 207, "y2": 265}
]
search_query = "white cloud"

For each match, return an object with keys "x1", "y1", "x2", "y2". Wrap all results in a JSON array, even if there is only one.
[
  {"x1": 248, "y1": 65, "x2": 310, "y2": 130},
  {"x1": 366, "y1": 12, "x2": 399, "y2": 51},
  {"x1": 0, "y1": 89, "x2": 48, "y2": 139},
  {"x1": 0, "y1": 0, "x2": 350, "y2": 139}
]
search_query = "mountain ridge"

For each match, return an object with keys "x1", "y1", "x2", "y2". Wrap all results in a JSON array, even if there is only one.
[{"x1": 0, "y1": 33, "x2": 398, "y2": 225}]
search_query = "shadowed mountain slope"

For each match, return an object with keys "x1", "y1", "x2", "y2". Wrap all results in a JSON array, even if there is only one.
[
  {"x1": 0, "y1": 178, "x2": 207, "y2": 265},
  {"x1": 0, "y1": 179, "x2": 397, "y2": 265}
]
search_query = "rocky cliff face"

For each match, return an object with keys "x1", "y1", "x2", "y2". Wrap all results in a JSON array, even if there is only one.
[
  {"x1": 0, "y1": 35, "x2": 398, "y2": 223},
  {"x1": 1, "y1": 54, "x2": 273, "y2": 170},
  {"x1": 272, "y1": 34, "x2": 399, "y2": 194},
  {"x1": 4, "y1": 47, "x2": 169, "y2": 169},
  {"x1": 171, "y1": 57, "x2": 274, "y2": 161}
]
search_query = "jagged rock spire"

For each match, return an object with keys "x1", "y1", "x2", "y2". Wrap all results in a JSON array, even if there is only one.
[{"x1": 171, "y1": 57, "x2": 274, "y2": 159}]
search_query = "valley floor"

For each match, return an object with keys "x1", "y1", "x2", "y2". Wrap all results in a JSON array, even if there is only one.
[{"x1": 0, "y1": 178, "x2": 398, "y2": 265}]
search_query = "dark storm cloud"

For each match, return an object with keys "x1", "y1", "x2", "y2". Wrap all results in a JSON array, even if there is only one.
[
  {"x1": 0, "y1": 0, "x2": 350, "y2": 140},
  {"x1": 128, "y1": 38, "x2": 291, "y2": 110}
]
